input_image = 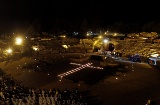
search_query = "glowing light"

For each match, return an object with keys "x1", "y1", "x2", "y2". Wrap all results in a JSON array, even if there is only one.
[
  {"x1": 15, "y1": 37, "x2": 23, "y2": 45},
  {"x1": 103, "y1": 39, "x2": 108, "y2": 43},
  {"x1": 151, "y1": 54, "x2": 159, "y2": 57},
  {"x1": 62, "y1": 45, "x2": 68, "y2": 49},
  {"x1": 57, "y1": 62, "x2": 103, "y2": 78},
  {"x1": 6, "y1": 48, "x2": 12, "y2": 54},
  {"x1": 98, "y1": 35, "x2": 102, "y2": 38},
  {"x1": 32, "y1": 46, "x2": 39, "y2": 51}
]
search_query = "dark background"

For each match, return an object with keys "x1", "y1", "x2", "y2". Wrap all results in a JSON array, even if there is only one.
[{"x1": 0, "y1": 0, "x2": 159, "y2": 34}]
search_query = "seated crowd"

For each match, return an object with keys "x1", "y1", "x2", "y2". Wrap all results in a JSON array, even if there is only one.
[{"x1": 0, "y1": 70, "x2": 88, "y2": 105}]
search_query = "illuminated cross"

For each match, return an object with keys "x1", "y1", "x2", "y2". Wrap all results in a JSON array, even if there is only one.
[{"x1": 57, "y1": 62, "x2": 103, "y2": 80}]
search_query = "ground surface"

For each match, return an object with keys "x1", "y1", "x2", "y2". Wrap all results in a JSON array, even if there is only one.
[{"x1": 1, "y1": 53, "x2": 160, "y2": 105}]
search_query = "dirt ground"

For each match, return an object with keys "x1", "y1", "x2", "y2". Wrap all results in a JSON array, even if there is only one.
[{"x1": 1, "y1": 53, "x2": 159, "y2": 105}]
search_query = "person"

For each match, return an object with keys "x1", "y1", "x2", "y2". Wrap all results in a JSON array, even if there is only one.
[
  {"x1": 146, "y1": 99, "x2": 151, "y2": 105},
  {"x1": 147, "y1": 58, "x2": 150, "y2": 64},
  {"x1": 146, "y1": 99, "x2": 156, "y2": 105}
]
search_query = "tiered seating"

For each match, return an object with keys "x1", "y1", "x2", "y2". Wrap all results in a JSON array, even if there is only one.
[
  {"x1": 115, "y1": 40, "x2": 160, "y2": 59},
  {"x1": 0, "y1": 70, "x2": 88, "y2": 105}
]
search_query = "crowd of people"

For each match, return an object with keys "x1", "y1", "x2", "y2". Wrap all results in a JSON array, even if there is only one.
[{"x1": 0, "y1": 69, "x2": 88, "y2": 105}]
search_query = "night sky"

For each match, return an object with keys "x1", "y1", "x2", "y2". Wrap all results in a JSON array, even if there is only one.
[{"x1": 0, "y1": 0, "x2": 159, "y2": 34}]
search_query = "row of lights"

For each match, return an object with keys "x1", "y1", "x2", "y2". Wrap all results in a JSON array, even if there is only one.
[{"x1": 57, "y1": 62, "x2": 103, "y2": 81}]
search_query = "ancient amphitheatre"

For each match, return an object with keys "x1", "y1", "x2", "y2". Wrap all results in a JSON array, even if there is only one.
[{"x1": 1, "y1": 32, "x2": 160, "y2": 105}]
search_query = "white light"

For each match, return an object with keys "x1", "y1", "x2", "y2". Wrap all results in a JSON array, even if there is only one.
[
  {"x1": 57, "y1": 62, "x2": 103, "y2": 78},
  {"x1": 103, "y1": 39, "x2": 108, "y2": 43},
  {"x1": 15, "y1": 37, "x2": 23, "y2": 45},
  {"x1": 32, "y1": 46, "x2": 39, "y2": 51},
  {"x1": 151, "y1": 54, "x2": 159, "y2": 57},
  {"x1": 6, "y1": 48, "x2": 12, "y2": 54}
]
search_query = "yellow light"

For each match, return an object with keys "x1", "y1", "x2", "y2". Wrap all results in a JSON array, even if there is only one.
[
  {"x1": 62, "y1": 45, "x2": 68, "y2": 49},
  {"x1": 15, "y1": 37, "x2": 23, "y2": 45},
  {"x1": 98, "y1": 35, "x2": 102, "y2": 38},
  {"x1": 151, "y1": 54, "x2": 159, "y2": 57},
  {"x1": 6, "y1": 48, "x2": 12, "y2": 54},
  {"x1": 33, "y1": 47, "x2": 38, "y2": 51},
  {"x1": 142, "y1": 37, "x2": 147, "y2": 39},
  {"x1": 32, "y1": 46, "x2": 39, "y2": 51}
]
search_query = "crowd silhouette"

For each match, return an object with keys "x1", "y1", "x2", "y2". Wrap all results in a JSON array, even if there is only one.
[{"x1": 0, "y1": 69, "x2": 88, "y2": 105}]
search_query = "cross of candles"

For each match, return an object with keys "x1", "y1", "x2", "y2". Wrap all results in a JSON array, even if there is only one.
[{"x1": 57, "y1": 62, "x2": 103, "y2": 80}]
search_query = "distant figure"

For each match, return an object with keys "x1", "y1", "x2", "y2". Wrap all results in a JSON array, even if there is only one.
[
  {"x1": 146, "y1": 99, "x2": 156, "y2": 105},
  {"x1": 125, "y1": 66, "x2": 128, "y2": 69},
  {"x1": 146, "y1": 99, "x2": 151, "y2": 105},
  {"x1": 147, "y1": 58, "x2": 150, "y2": 64}
]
